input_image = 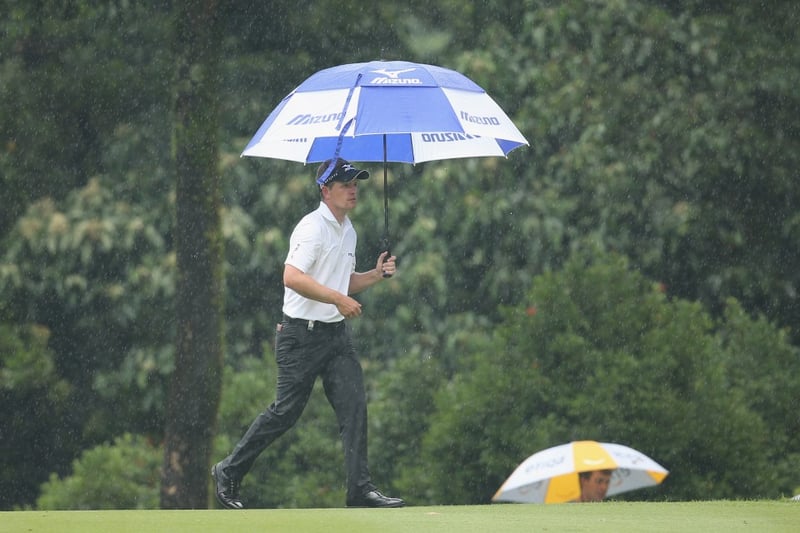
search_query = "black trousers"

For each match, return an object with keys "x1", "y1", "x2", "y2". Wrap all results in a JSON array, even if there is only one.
[{"x1": 221, "y1": 318, "x2": 373, "y2": 502}]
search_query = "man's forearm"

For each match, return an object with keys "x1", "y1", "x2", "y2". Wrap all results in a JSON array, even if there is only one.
[
  {"x1": 348, "y1": 269, "x2": 383, "y2": 294},
  {"x1": 284, "y1": 265, "x2": 344, "y2": 305}
]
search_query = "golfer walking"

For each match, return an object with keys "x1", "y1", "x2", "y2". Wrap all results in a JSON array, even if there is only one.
[{"x1": 212, "y1": 158, "x2": 404, "y2": 509}]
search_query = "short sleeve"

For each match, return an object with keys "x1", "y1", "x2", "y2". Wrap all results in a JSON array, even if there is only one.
[{"x1": 285, "y1": 216, "x2": 320, "y2": 273}]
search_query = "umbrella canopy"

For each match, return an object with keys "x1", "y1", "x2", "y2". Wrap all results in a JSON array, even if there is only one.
[
  {"x1": 241, "y1": 60, "x2": 528, "y2": 165},
  {"x1": 492, "y1": 440, "x2": 669, "y2": 504},
  {"x1": 241, "y1": 60, "x2": 528, "y2": 260}
]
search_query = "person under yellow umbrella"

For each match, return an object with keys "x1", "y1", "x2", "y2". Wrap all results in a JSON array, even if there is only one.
[{"x1": 492, "y1": 440, "x2": 669, "y2": 504}]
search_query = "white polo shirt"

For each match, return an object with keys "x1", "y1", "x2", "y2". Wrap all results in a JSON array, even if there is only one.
[{"x1": 283, "y1": 202, "x2": 357, "y2": 322}]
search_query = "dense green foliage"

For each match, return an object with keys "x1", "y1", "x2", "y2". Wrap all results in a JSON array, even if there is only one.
[
  {"x1": 389, "y1": 254, "x2": 800, "y2": 503},
  {"x1": 36, "y1": 433, "x2": 161, "y2": 510},
  {"x1": 1, "y1": 0, "x2": 798, "y2": 509}
]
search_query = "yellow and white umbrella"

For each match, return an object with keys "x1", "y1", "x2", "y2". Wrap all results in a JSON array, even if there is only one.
[{"x1": 492, "y1": 440, "x2": 669, "y2": 504}]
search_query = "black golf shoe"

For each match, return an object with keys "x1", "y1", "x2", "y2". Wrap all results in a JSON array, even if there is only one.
[
  {"x1": 346, "y1": 489, "x2": 405, "y2": 508},
  {"x1": 211, "y1": 462, "x2": 243, "y2": 509}
]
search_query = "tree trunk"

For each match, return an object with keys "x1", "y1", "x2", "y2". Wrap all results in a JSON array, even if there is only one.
[{"x1": 161, "y1": 0, "x2": 223, "y2": 509}]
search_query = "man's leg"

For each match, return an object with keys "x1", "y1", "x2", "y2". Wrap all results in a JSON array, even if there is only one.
[
  {"x1": 223, "y1": 379, "x2": 315, "y2": 476},
  {"x1": 322, "y1": 345, "x2": 371, "y2": 502},
  {"x1": 322, "y1": 328, "x2": 403, "y2": 508},
  {"x1": 214, "y1": 323, "x2": 323, "y2": 507}
]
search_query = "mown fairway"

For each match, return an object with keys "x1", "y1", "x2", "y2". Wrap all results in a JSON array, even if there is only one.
[{"x1": 2, "y1": 501, "x2": 797, "y2": 533}]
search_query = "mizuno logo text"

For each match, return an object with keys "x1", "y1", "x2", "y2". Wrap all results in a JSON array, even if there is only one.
[
  {"x1": 421, "y1": 132, "x2": 480, "y2": 142},
  {"x1": 286, "y1": 113, "x2": 343, "y2": 126},
  {"x1": 460, "y1": 111, "x2": 501, "y2": 126}
]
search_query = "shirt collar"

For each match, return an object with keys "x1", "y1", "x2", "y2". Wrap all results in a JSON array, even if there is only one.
[{"x1": 317, "y1": 202, "x2": 351, "y2": 228}]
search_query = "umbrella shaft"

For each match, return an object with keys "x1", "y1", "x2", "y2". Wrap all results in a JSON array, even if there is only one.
[{"x1": 383, "y1": 135, "x2": 389, "y2": 243}]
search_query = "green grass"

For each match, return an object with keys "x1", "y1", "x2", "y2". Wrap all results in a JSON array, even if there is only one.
[{"x1": 2, "y1": 501, "x2": 797, "y2": 533}]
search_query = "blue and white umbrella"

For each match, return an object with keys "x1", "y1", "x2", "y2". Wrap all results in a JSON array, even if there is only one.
[{"x1": 241, "y1": 60, "x2": 529, "y2": 253}]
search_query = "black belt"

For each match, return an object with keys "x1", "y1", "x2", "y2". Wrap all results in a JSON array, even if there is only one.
[{"x1": 283, "y1": 314, "x2": 345, "y2": 331}]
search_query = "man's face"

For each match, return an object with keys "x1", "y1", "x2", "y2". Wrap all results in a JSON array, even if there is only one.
[
  {"x1": 579, "y1": 470, "x2": 612, "y2": 502},
  {"x1": 323, "y1": 179, "x2": 359, "y2": 212}
]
